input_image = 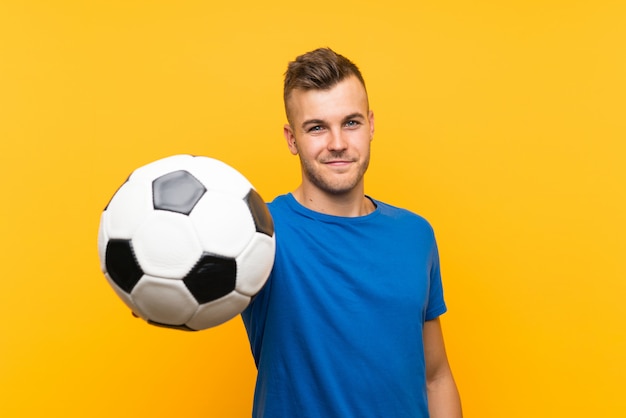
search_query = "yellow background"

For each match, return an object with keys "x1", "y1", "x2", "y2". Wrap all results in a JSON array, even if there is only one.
[{"x1": 1, "y1": 0, "x2": 624, "y2": 416}]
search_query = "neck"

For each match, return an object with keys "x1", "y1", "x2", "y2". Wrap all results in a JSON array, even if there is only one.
[{"x1": 291, "y1": 186, "x2": 375, "y2": 217}]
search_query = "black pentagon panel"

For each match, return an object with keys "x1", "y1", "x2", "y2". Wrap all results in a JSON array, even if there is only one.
[
  {"x1": 147, "y1": 320, "x2": 197, "y2": 332},
  {"x1": 105, "y1": 239, "x2": 143, "y2": 293},
  {"x1": 153, "y1": 170, "x2": 206, "y2": 215},
  {"x1": 244, "y1": 189, "x2": 274, "y2": 237},
  {"x1": 184, "y1": 254, "x2": 237, "y2": 304}
]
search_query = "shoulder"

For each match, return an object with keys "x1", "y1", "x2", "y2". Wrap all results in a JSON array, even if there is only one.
[
  {"x1": 371, "y1": 198, "x2": 435, "y2": 233},
  {"x1": 267, "y1": 193, "x2": 289, "y2": 207},
  {"x1": 266, "y1": 194, "x2": 291, "y2": 212},
  {"x1": 266, "y1": 193, "x2": 295, "y2": 218}
]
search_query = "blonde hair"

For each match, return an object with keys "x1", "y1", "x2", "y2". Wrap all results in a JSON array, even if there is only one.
[{"x1": 283, "y1": 48, "x2": 367, "y2": 123}]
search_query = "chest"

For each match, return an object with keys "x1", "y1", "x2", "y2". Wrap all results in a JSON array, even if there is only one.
[{"x1": 270, "y1": 218, "x2": 435, "y2": 322}]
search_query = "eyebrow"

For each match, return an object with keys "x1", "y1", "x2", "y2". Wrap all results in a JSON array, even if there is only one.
[
  {"x1": 342, "y1": 112, "x2": 366, "y2": 123},
  {"x1": 301, "y1": 119, "x2": 326, "y2": 130}
]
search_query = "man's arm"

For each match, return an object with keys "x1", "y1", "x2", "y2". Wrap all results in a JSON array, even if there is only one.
[{"x1": 424, "y1": 317, "x2": 463, "y2": 418}]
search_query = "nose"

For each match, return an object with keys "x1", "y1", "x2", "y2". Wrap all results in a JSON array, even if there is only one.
[{"x1": 327, "y1": 128, "x2": 348, "y2": 151}]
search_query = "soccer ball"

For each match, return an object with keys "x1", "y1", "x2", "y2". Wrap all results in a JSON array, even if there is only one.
[{"x1": 97, "y1": 154, "x2": 275, "y2": 331}]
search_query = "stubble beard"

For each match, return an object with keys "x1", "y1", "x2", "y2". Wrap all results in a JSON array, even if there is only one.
[{"x1": 299, "y1": 152, "x2": 370, "y2": 196}]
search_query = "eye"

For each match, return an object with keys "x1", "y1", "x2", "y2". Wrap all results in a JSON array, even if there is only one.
[
  {"x1": 307, "y1": 125, "x2": 324, "y2": 133},
  {"x1": 344, "y1": 120, "x2": 361, "y2": 128}
]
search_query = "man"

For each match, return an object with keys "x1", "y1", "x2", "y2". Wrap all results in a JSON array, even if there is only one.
[{"x1": 242, "y1": 48, "x2": 462, "y2": 418}]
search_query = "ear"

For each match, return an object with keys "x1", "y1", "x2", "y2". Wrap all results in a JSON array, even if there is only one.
[
  {"x1": 368, "y1": 109, "x2": 375, "y2": 141},
  {"x1": 284, "y1": 124, "x2": 298, "y2": 155}
]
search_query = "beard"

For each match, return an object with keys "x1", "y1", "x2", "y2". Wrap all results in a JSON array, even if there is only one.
[{"x1": 298, "y1": 151, "x2": 370, "y2": 195}]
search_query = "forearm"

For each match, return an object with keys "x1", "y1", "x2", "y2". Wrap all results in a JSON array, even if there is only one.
[{"x1": 427, "y1": 371, "x2": 462, "y2": 418}]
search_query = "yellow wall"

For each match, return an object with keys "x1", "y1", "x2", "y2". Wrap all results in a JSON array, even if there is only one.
[{"x1": 1, "y1": 1, "x2": 624, "y2": 416}]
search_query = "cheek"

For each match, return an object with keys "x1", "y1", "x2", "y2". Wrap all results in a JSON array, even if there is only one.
[
  {"x1": 355, "y1": 137, "x2": 372, "y2": 155},
  {"x1": 297, "y1": 139, "x2": 324, "y2": 157}
]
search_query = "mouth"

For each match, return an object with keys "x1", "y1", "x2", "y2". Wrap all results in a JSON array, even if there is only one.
[
  {"x1": 324, "y1": 160, "x2": 352, "y2": 165},
  {"x1": 322, "y1": 156, "x2": 356, "y2": 165},
  {"x1": 322, "y1": 160, "x2": 355, "y2": 171}
]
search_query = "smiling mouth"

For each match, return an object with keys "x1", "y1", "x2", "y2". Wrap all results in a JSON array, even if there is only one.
[
  {"x1": 323, "y1": 160, "x2": 355, "y2": 170},
  {"x1": 322, "y1": 156, "x2": 356, "y2": 164},
  {"x1": 325, "y1": 160, "x2": 352, "y2": 164}
]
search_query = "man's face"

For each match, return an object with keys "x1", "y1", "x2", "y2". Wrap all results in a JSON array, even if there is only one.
[{"x1": 284, "y1": 76, "x2": 375, "y2": 197}]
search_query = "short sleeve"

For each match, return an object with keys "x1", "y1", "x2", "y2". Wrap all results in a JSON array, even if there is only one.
[{"x1": 425, "y1": 239, "x2": 447, "y2": 321}]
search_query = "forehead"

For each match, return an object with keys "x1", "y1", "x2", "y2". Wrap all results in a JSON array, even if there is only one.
[{"x1": 287, "y1": 76, "x2": 369, "y2": 122}]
